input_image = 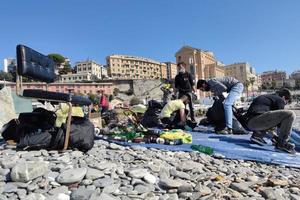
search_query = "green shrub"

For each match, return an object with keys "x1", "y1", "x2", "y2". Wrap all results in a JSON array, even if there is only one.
[{"x1": 130, "y1": 96, "x2": 141, "y2": 106}]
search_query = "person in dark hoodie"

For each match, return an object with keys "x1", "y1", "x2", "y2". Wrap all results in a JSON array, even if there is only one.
[
  {"x1": 174, "y1": 62, "x2": 196, "y2": 122},
  {"x1": 197, "y1": 77, "x2": 244, "y2": 134},
  {"x1": 245, "y1": 88, "x2": 296, "y2": 154}
]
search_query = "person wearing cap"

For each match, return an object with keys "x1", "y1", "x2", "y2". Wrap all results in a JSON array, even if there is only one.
[
  {"x1": 197, "y1": 77, "x2": 244, "y2": 134},
  {"x1": 245, "y1": 88, "x2": 296, "y2": 154},
  {"x1": 174, "y1": 62, "x2": 196, "y2": 122}
]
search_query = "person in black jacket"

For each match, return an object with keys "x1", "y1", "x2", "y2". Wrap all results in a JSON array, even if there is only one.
[
  {"x1": 174, "y1": 62, "x2": 196, "y2": 122},
  {"x1": 245, "y1": 88, "x2": 296, "y2": 154}
]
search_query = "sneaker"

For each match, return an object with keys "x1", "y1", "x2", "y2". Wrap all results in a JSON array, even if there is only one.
[
  {"x1": 276, "y1": 142, "x2": 296, "y2": 154},
  {"x1": 250, "y1": 135, "x2": 268, "y2": 146},
  {"x1": 216, "y1": 127, "x2": 232, "y2": 134}
]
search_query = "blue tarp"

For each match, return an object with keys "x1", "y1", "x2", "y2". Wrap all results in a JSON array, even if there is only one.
[{"x1": 109, "y1": 129, "x2": 300, "y2": 168}]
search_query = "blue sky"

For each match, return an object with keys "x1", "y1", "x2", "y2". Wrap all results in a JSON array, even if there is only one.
[{"x1": 1, "y1": 0, "x2": 300, "y2": 74}]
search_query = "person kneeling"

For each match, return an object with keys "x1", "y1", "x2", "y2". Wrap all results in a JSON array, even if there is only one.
[
  {"x1": 159, "y1": 95, "x2": 190, "y2": 129},
  {"x1": 245, "y1": 88, "x2": 296, "y2": 154}
]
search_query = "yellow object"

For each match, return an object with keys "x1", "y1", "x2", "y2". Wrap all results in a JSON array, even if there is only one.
[
  {"x1": 214, "y1": 175, "x2": 223, "y2": 181},
  {"x1": 131, "y1": 104, "x2": 147, "y2": 114},
  {"x1": 160, "y1": 129, "x2": 192, "y2": 144},
  {"x1": 159, "y1": 99, "x2": 185, "y2": 118},
  {"x1": 55, "y1": 103, "x2": 84, "y2": 127}
]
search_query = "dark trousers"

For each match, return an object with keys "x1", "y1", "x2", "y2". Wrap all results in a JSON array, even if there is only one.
[
  {"x1": 179, "y1": 92, "x2": 195, "y2": 121},
  {"x1": 247, "y1": 110, "x2": 296, "y2": 145},
  {"x1": 161, "y1": 110, "x2": 188, "y2": 129}
]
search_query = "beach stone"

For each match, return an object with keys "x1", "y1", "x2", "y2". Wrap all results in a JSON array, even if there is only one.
[
  {"x1": 85, "y1": 168, "x2": 105, "y2": 180},
  {"x1": 98, "y1": 192, "x2": 118, "y2": 200},
  {"x1": 11, "y1": 161, "x2": 48, "y2": 182},
  {"x1": 128, "y1": 168, "x2": 148, "y2": 178},
  {"x1": 134, "y1": 184, "x2": 155, "y2": 194},
  {"x1": 57, "y1": 168, "x2": 87, "y2": 184},
  {"x1": 94, "y1": 177, "x2": 114, "y2": 188},
  {"x1": 70, "y1": 187, "x2": 94, "y2": 200},
  {"x1": 143, "y1": 173, "x2": 156, "y2": 184},
  {"x1": 102, "y1": 183, "x2": 120, "y2": 194},
  {"x1": 48, "y1": 193, "x2": 70, "y2": 200},
  {"x1": 48, "y1": 186, "x2": 69, "y2": 195},
  {"x1": 159, "y1": 179, "x2": 182, "y2": 189}
]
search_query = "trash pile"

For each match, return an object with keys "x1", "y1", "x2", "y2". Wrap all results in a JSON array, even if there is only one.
[{"x1": 98, "y1": 107, "x2": 193, "y2": 146}]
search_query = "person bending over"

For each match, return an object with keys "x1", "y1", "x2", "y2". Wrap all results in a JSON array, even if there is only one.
[
  {"x1": 197, "y1": 77, "x2": 244, "y2": 134},
  {"x1": 245, "y1": 88, "x2": 296, "y2": 154},
  {"x1": 159, "y1": 95, "x2": 190, "y2": 129}
]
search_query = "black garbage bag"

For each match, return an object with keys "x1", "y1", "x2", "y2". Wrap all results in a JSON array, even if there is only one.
[
  {"x1": 1, "y1": 108, "x2": 56, "y2": 142},
  {"x1": 206, "y1": 99, "x2": 249, "y2": 134},
  {"x1": 141, "y1": 100, "x2": 164, "y2": 128}
]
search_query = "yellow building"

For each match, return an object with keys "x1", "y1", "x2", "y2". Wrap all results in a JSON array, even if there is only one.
[
  {"x1": 106, "y1": 55, "x2": 167, "y2": 79},
  {"x1": 225, "y1": 62, "x2": 258, "y2": 91},
  {"x1": 163, "y1": 62, "x2": 178, "y2": 80},
  {"x1": 175, "y1": 46, "x2": 225, "y2": 81}
]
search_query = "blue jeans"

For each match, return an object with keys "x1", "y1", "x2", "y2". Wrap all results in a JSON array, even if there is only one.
[{"x1": 224, "y1": 83, "x2": 244, "y2": 129}]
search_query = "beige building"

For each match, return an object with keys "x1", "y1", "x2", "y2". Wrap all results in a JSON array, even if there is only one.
[
  {"x1": 291, "y1": 70, "x2": 300, "y2": 80},
  {"x1": 75, "y1": 60, "x2": 105, "y2": 79},
  {"x1": 175, "y1": 46, "x2": 225, "y2": 81},
  {"x1": 225, "y1": 62, "x2": 258, "y2": 91},
  {"x1": 163, "y1": 62, "x2": 177, "y2": 80},
  {"x1": 106, "y1": 55, "x2": 167, "y2": 79},
  {"x1": 60, "y1": 60, "x2": 106, "y2": 83},
  {"x1": 60, "y1": 72, "x2": 93, "y2": 83},
  {"x1": 260, "y1": 70, "x2": 287, "y2": 88}
]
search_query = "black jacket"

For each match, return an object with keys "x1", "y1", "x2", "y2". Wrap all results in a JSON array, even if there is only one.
[
  {"x1": 246, "y1": 94, "x2": 285, "y2": 118},
  {"x1": 175, "y1": 72, "x2": 194, "y2": 93}
]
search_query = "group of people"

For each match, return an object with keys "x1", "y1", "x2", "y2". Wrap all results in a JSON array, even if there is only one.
[{"x1": 158, "y1": 62, "x2": 296, "y2": 154}]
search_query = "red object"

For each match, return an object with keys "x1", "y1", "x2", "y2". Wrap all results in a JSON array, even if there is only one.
[{"x1": 100, "y1": 95, "x2": 108, "y2": 107}]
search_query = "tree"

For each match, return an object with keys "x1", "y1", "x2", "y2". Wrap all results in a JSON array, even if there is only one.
[
  {"x1": 0, "y1": 71, "x2": 14, "y2": 81},
  {"x1": 271, "y1": 81, "x2": 276, "y2": 90},
  {"x1": 48, "y1": 54, "x2": 65, "y2": 64},
  {"x1": 249, "y1": 77, "x2": 256, "y2": 97},
  {"x1": 296, "y1": 80, "x2": 300, "y2": 89},
  {"x1": 48, "y1": 53, "x2": 73, "y2": 75},
  {"x1": 244, "y1": 79, "x2": 250, "y2": 98}
]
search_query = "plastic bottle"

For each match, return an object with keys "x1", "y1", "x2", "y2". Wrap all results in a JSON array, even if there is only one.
[
  {"x1": 164, "y1": 139, "x2": 183, "y2": 145},
  {"x1": 156, "y1": 138, "x2": 165, "y2": 144},
  {"x1": 191, "y1": 144, "x2": 214, "y2": 155}
]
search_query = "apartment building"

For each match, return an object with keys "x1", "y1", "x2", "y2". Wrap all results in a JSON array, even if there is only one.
[
  {"x1": 60, "y1": 60, "x2": 106, "y2": 82},
  {"x1": 3, "y1": 58, "x2": 16, "y2": 73},
  {"x1": 175, "y1": 46, "x2": 225, "y2": 81},
  {"x1": 163, "y1": 62, "x2": 177, "y2": 80},
  {"x1": 106, "y1": 55, "x2": 167, "y2": 79},
  {"x1": 291, "y1": 70, "x2": 300, "y2": 80},
  {"x1": 225, "y1": 62, "x2": 258, "y2": 90},
  {"x1": 260, "y1": 70, "x2": 287, "y2": 87}
]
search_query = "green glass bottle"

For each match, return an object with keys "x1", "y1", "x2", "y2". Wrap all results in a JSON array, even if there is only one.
[{"x1": 191, "y1": 144, "x2": 214, "y2": 155}]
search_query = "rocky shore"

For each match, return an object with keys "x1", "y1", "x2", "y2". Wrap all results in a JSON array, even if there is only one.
[{"x1": 0, "y1": 110, "x2": 299, "y2": 200}]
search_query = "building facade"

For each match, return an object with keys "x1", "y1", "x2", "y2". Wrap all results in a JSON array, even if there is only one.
[
  {"x1": 225, "y1": 62, "x2": 258, "y2": 90},
  {"x1": 60, "y1": 60, "x2": 106, "y2": 82},
  {"x1": 106, "y1": 55, "x2": 167, "y2": 79},
  {"x1": 175, "y1": 46, "x2": 225, "y2": 81},
  {"x1": 4, "y1": 82, "x2": 114, "y2": 95},
  {"x1": 163, "y1": 62, "x2": 177, "y2": 80},
  {"x1": 291, "y1": 70, "x2": 300, "y2": 80},
  {"x1": 260, "y1": 70, "x2": 287, "y2": 88},
  {"x1": 3, "y1": 58, "x2": 16, "y2": 73}
]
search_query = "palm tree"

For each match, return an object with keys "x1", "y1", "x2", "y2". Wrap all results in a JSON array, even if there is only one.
[
  {"x1": 244, "y1": 79, "x2": 250, "y2": 98},
  {"x1": 249, "y1": 77, "x2": 256, "y2": 98}
]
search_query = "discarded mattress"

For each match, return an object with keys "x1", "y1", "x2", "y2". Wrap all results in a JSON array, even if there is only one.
[{"x1": 105, "y1": 129, "x2": 300, "y2": 168}]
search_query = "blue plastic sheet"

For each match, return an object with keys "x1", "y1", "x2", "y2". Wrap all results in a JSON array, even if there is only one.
[{"x1": 109, "y1": 129, "x2": 300, "y2": 168}]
